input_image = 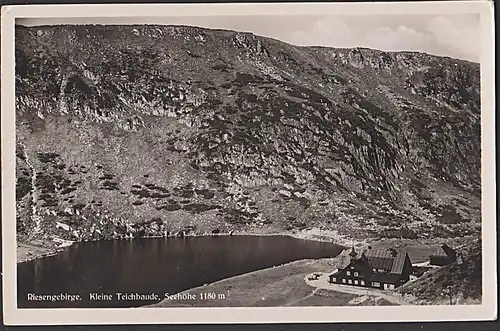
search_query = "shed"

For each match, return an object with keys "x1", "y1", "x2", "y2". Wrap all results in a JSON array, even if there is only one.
[{"x1": 429, "y1": 244, "x2": 457, "y2": 266}]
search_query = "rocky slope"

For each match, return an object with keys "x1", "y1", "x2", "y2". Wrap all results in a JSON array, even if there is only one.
[
  {"x1": 397, "y1": 240, "x2": 482, "y2": 304},
  {"x1": 15, "y1": 25, "x2": 481, "y2": 247}
]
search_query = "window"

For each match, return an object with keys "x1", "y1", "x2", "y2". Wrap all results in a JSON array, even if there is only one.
[
  {"x1": 354, "y1": 280, "x2": 359, "y2": 285},
  {"x1": 372, "y1": 282, "x2": 380, "y2": 287},
  {"x1": 346, "y1": 271, "x2": 351, "y2": 276},
  {"x1": 373, "y1": 268, "x2": 377, "y2": 272},
  {"x1": 342, "y1": 279, "x2": 346, "y2": 284},
  {"x1": 348, "y1": 279, "x2": 353, "y2": 284},
  {"x1": 331, "y1": 277, "x2": 336, "y2": 283},
  {"x1": 351, "y1": 266, "x2": 354, "y2": 269},
  {"x1": 354, "y1": 272, "x2": 359, "y2": 277},
  {"x1": 388, "y1": 284, "x2": 395, "y2": 289},
  {"x1": 361, "y1": 280, "x2": 365, "y2": 286}
]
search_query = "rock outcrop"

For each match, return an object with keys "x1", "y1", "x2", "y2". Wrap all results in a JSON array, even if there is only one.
[{"x1": 15, "y1": 25, "x2": 481, "y2": 244}]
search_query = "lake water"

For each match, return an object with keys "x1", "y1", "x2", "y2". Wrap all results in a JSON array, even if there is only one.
[{"x1": 17, "y1": 235, "x2": 343, "y2": 308}]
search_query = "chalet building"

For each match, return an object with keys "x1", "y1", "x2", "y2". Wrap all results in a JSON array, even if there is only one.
[
  {"x1": 429, "y1": 244, "x2": 457, "y2": 266},
  {"x1": 328, "y1": 246, "x2": 413, "y2": 290}
]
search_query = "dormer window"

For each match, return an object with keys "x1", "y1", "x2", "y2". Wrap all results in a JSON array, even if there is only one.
[{"x1": 346, "y1": 271, "x2": 351, "y2": 276}]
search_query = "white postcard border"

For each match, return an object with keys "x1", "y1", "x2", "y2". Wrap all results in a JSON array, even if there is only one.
[{"x1": 1, "y1": 1, "x2": 497, "y2": 325}]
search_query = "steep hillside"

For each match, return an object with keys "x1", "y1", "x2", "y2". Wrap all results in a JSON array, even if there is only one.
[
  {"x1": 397, "y1": 240, "x2": 482, "y2": 304},
  {"x1": 14, "y1": 25, "x2": 481, "y2": 246}
]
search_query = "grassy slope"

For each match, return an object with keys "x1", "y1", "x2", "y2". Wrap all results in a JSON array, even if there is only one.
[{"x1": 150, "y1": 258, "x2": 337, "y2": 307}]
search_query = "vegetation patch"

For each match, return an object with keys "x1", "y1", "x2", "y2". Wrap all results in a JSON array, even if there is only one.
[
  {"x1": 182, "y1": 203, "x2": 220, "y2": 214},
  {"x1": 156, "y1": 204, "x2": 182, "y2": 211}
]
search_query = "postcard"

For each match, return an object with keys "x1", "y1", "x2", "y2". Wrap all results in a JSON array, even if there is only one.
[{"x1": 1, "y1": 1, "x2": 496, "y2": 325}]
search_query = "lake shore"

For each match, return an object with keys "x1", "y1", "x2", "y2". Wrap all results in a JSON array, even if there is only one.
[
  {"x1": 17, "y1": 241, "x2": 64, "y2": 263},
  {"x1": 16, "y1": 227, "x2": 475, "y2": 264}
]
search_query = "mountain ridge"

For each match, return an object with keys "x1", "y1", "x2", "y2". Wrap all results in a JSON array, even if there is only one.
[{"x1": 15, "y1": 24, "x2": 481, "y2": 64}]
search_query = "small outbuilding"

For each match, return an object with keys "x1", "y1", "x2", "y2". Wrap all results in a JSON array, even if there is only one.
[{"x1": 429, "y1": 244, "x2": 457, "y2": 266}]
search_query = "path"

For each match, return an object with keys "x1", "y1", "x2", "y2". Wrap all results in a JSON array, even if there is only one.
[
  {"x1": 304, "y1": 273, "x2": 414, "y2": 306},
  {"x1": 284, "y1": 288, "x2": 319, "y2": 306}
]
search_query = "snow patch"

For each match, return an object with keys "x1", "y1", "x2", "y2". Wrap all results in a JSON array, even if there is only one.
[{"x1": 56, "y1": 222, "x2": 70, "y2": 231}]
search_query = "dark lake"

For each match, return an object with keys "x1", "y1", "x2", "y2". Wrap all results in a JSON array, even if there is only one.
[{"x1": 17, "y1": 235, "x2": 343, "y2": 308}]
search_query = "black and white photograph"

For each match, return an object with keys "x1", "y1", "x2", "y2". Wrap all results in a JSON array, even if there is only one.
[{"x1": 1, "y1": 1, "x2": 496, "y2": 325}]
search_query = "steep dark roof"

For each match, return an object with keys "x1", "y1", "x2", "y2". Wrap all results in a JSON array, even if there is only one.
[
  {"x1": 430, "y1": 244, "x2": 457, "y2": 258},
  {"x1": 330, "y1": 247, "x2": 410, "y2": 278},
  {"x1": 390, "y1": 251, "x2": 408, "y2": 274},
  {"x1": 364, "y1": 249, "x2": 395, "y2": 271},
  {"x1": 363, "y1": 249, "x2": 409, "y2": 275}
]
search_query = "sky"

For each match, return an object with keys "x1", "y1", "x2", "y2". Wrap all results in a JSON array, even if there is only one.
[{"x1": 18, "y1": 14, "x2": 480, "y2": 62}]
